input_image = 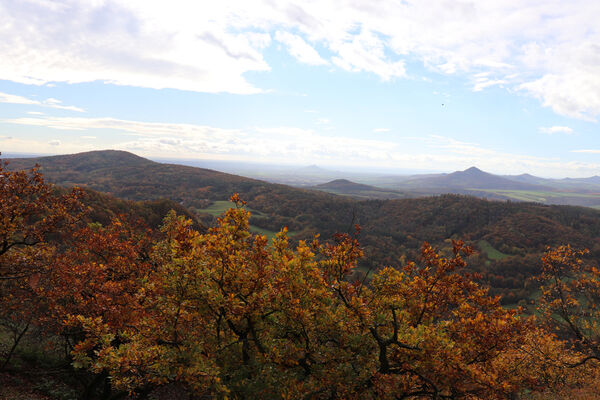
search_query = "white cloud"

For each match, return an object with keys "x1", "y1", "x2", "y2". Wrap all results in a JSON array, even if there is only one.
[
  {"x1": 0, "y1": 92, "x2": 39, "y2": 105},
  {"x1": 80, "y1": 135, "x2": 97, "y2": 139},
  {"x1": 2, "y1": 1, "x2": 600, "y2": 118},
  {"x1": 473, "y1": 78, "x2": 507, "y2": 92},
  {"x1": 0, "y1": 92, "x2": 84, "y2": 112},
  {"x1": 275, "y1": 31, "x2": 328, "y2": 66},
  {"x1": 45, "y1": 98, "x2": 61, "y2": 105},
  {"x1": 48, "y1": 139, "x2": 61, "y2": 146},
  {"x1": 331, "y1": 29, "x2": 406, "y2": 81},
  {"x1": 539, "y1": 126, "x2": 574, "y2": 134},
  {"x1": 572, "y1": 149, "x2": 600, "y2": 154},
  {"x1": 316, "y1": 118, "x2": 330, "y2": 124},
  {"x1": 3, "y1": 115, "x2": 599, "y2": 177},
  {"x1": 0, "y1": 136, "x2": 93, "y2": 154},
  {"x1": 0, "y1": 1, "x2": 272, "y2": 94}
]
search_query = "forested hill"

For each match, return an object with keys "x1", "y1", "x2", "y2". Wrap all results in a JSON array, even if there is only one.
[
  {"x1": 4, "y1": 150, "x2": 278, "y2": 208},
  {"x1": 6, "y1": 150, "x2": 600, "y2": 303}
]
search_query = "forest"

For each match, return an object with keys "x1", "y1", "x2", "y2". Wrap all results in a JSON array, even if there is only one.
[
  {"x1": 7, "y1": 151, "x2": 600, "y2": 305},
  {"x1": 3, "y1": 158, "x2": 600, "y2": 399}
]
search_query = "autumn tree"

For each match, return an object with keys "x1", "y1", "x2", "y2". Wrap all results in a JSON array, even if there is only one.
[
  {"x1": 2, "y1": 161, "x2": 587, "y2": 399},
  {"x1": 37, "y1": 216, "x2": 154, "y2": 398},
  {"x1": 72, "y1": 195, "x2": 357, "y2": 398},
  {"x1": 67, "y1": 196, "x2": 565, "y2": 399},
  {"x1": 0, "y1": 160, "x2": 83, "y2": 370},
  {"x1": 533, "y1": 245, "x2": 600, "y2": 393}
]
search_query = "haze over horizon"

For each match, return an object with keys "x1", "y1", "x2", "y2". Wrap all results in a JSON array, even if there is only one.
[{"x1": 1, "y1": 1, "x2": 600, "y2": 178}]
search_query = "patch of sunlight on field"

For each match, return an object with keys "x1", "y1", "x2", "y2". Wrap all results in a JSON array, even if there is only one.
[{"x1": 478, "y1": 240, "x2": 509, "y2": 261}]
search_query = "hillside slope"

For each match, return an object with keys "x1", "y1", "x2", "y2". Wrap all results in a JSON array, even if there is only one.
[
  {"x1": 312, "y1": 179, "x2": 410, "y2": 199},
  {"x1": 393, "y1": 167, "x2": 550, "y2": 191},
  {"x1": 6, "y1": 150, "x2": 600, "y2": 304}
]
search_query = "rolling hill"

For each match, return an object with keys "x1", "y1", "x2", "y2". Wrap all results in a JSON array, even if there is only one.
[
  {"x1": 312, "y1": 179, "x2": 410, "y2": 199},
  {"x1": 140, "y1": 157, "x2": 600, "y2": 207},
  {"x1": 407, "y1": 166, "x2": 550, "y2": 190},
  {"x1": 6, "y1": 150, "x2": 600, "y2": 304},
  {"x1": 358, "y1": 167, "x2": 600, "y2": 207}
]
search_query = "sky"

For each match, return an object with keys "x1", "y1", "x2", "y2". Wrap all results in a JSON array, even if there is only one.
[{"x1": 0, "y1": 0, "x2": 599, "y2": 177}]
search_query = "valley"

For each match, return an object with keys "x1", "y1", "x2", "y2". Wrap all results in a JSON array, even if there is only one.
[
  {"x1": 165, "y1": 157, "x2": 600, "y2": 207},
  {"x1": 5, "y1": 150, "x2": 600, "y2": 305}
]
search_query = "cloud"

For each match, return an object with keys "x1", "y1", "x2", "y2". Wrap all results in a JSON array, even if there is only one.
[
  {"x1": 0, "y1": 92, "x2": 84, "y2": 112},
  {"x1": 316, "y1": 118, "x2": 330, "y2": 124},
  {"x1": 0, "y1": 1, "x2": 270, "y2": 94},
  {"x1": 2, "y1": 1, "x2": 600, "y2": 118},
  {"x1": 331, "y1": 29, "x2": 406, "y2": 81},
  {"x1": 473, "y1": 78, "x2": 507, "y2": 92},
  {"x1": 80, "y1": 135, "x2": 97, "y2": 139},
  {"x1": 0, "y1": 92, "x2": 39, "y2": 105},
  {"x1": 572, "y1": 149, "x2": 600, "y2": 154},
  {"x1": 539, "y1": 126, "x2": 574, "y2": 134},
  {"x1": 3, "y1": 114, "x2": 599, "y2": 177},
  {"x1": 275, "y1": 31, "x2": 328, "y2": 66},
  {"x1": 48, "y1": 139, "x2": 61, "y2": 146},
  {"x1": 373, "y1": 128, "x2": 390, "y2": 133}
]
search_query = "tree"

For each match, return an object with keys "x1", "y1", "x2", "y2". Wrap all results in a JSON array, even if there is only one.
[
  {"x1": 71, "y1": 196, "x2": 558, "y2": 399},
  {"x1": 534, "y1": 245, "x2": 600, "y2": 390},
  {"x1": 0, "y1": 160, "x2": 83, "y2": 370}
]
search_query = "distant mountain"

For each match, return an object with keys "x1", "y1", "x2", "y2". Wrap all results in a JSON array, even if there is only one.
[
  {"x1": 502, "y1": 173, "x2": 549, "y2": 186},
  {"x1": 313, "y1": 179, "x2": 410, "y2": 200},
  {"x1": 397, "y1": 167, "x2": 550, "y2": 191},
  {"x1": 503, "y1": 173, "x2": 600, "y2": 192},
  {"x1": 298, "y1": 164, "x2": 330, "y2": 174},
  {"x1": 5, "y1": 150, "x2": 600, "y2": 304},
  {"x1": 8, "y1": 150, "x2": 154, "y2": 173},
  {"x1": 316, "y1": 179, "x2": 381, "y2": 191},
  {"x1": 561, "y1": 176, "x2": 600, "y2": 187}
]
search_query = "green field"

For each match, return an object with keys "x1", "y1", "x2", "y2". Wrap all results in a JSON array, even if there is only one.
[
  {"x1": 317, "y1": 188, "x2": 407, "y2": 200},
  {"x1": 198, "y1": 200, "x2": 294, "y2": 242},
  {"x1": 476, "y1": 189, "x2": 600, "y2": 204},
  {"x1": 197, "y1": 200, "x2": 250, "y2": 216},
  {"x1": 478, "y1": 240, "x2": 509, "y2": 261}
]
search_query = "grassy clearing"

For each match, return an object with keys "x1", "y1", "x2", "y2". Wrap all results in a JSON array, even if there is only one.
[
  {"x1": 198, "y1": 201, "x2": 295, "y2": 242},
  {"x1": 478, "y1": 240, "x2": 509, "y2": 261},
  {"x1": 196, "y1": 200, "x2": 236, "y2": 216},
  {"x1": 476, "y1": 189, "x2": 600, "y2": 203},
  {"x1": 197, "y1": 200, "x2": 267, "y2": 217},
  {"x1": 316, "y1": 188, "x2": 406, "y2": 200}
]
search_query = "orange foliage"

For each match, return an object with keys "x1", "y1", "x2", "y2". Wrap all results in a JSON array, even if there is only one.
[
  {"x1": 68, "y1": 196, "x2": 571, "y2": 399},
  {"x1": 3, "y1": 168, "x2": 599, "y2": 399}
]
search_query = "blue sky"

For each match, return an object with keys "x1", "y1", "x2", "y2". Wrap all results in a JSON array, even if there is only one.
[{"x1": 0, "y1": 0, "x2": 599, "y2": 177}]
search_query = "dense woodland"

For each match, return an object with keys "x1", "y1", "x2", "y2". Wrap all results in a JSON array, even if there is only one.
[
  {"x1": 2, "y1": 154, "x2": 600, "y2": 398},
  {"x1": 3, "y1": 163, "x2": 600, "y2": 399},
  {"x1": 7, "y1": 151, "x2": 600, "y2": 304}
]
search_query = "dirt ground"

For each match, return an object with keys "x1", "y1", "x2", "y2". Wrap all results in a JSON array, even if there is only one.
[{"x1": 0, "y1": 372, "x2": 52, "y2": 400}]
